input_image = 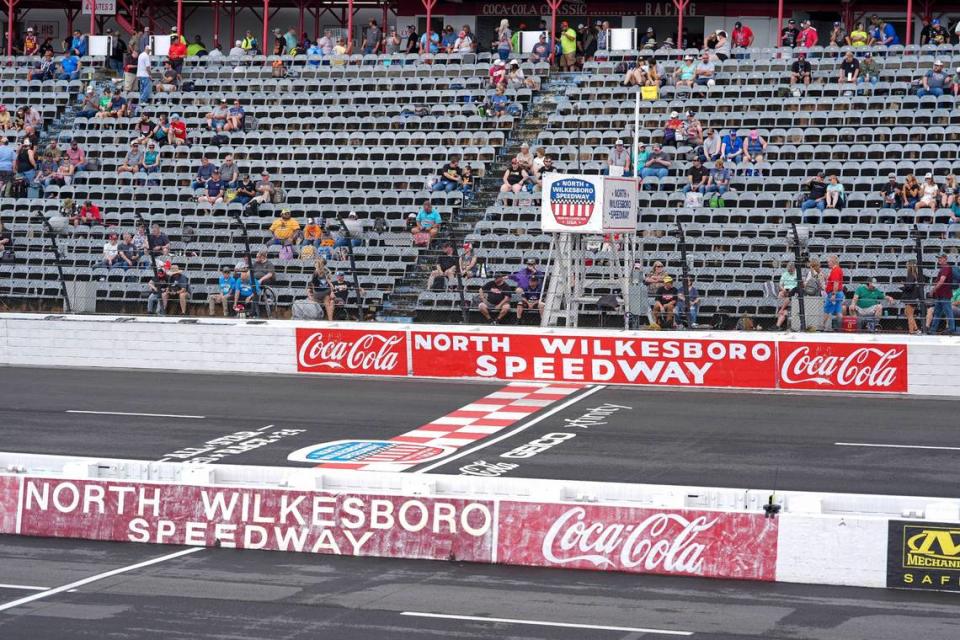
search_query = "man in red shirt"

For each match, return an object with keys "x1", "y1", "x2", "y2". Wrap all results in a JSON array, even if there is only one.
[
  {"x1": 798, "y1": 20, "x2": 818, "y2": 49},
  {"x1": 169, "y1": 114, "x2": 187, "y2": 145},
  {"x1": 732, "y1": 21, "x2": 753, "y2": 59},
  {"x1": 167, "y1": 35, "x2": 188, "y2": 73},
  {"x1": 926, "y1": 253, "x2": 956, "y2": 334},
  {"x1": 822, "y1": 255, "x2": 844, "y2": 331}
]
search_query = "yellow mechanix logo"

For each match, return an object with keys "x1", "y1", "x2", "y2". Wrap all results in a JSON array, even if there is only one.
[{"x1": 904, "y1": 527, "x2": 960, "y2": 570}]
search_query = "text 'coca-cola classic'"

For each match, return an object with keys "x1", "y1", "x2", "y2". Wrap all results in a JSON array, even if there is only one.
[
  {"x1": 496, "y1": 501, "x2": 778, "y2": 580},
  {"x1": 778, "y1": 343, "x2": 907, "y2": 392},
  {"x1": 296, "y1": 328, "x2": 408, "y2": 376}
]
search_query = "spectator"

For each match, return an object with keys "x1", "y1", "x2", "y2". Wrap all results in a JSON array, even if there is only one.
[
  {"x1": 427, "y1": 243, "x2": 459, "y2": 290},
  {"x1": 702, "y1": 128, "x2": 722, "y2": 162},
  {"x1": 96, "y1": 89, "x2": 128, "y2": 119},
  {"x1": 0, "y1": 105, "x2": 14, "y2": 130},
  {"x1": 489, "y1": 59, "x2": 507, "y2": 87},
  {"x1": 460, "y1": 242, "x2": 478, "y2": 277},
  {"x1": 98, "y1": 232, "x2": 122, "y2": 271},
  {"x1": 156, "y1": 61, "x2": 180, "y2": 93},
  {"x1": 776, "y1": 262, "x2": 799, "y2": 330},
  {"x1": 58, "y1": 50, "x2": 81, "y2": 81},
  {"x1": 148, "y1": 223, "x2": 170, "y2": 256},
  {"x1": 116, "y1": 142, "x2": 143, "y2": 182},
  {"x1": 433, "y1": 156, "x2": 463, "y2": 192},
  {"x1": 500, "y1": 157, "x2": 529, "y2": 194},
  {"x1": 511, "y1": 258, "x2": 544, "y2": 295},
  {"x1": 249, "y1": 250, "x2": 276, "y2": 289},
  {"x1": 645, "y1": 261, "x2": 667, "y2": 297},
  {"x1": 557, "y1": 21, "x2": 577, "y2": 71},
  {"x1": 676, "y1": 276, "x2": 701, "y2": 327},
  {"x1": 166, "y1": 35, "x2": 187, "y2": 73},
  {"x1": 850, "y1": 278, "x2": 895, "y2": 332},
  {"x1": 139, "y1": 141, "x2": 160, "y2": 184},
  {"x1": 872, "y1": 15, "x2": 899, "y2": 46},
  {"x1": 848, "y1": 21, "x2": 869, "y2": 47},
  {"x1": 306, "y1": 259, "x2": 334, "y2": 320},
  {"x1": 927, "y1": 19, "x2": 950, "y2": 46},
  {"x1": 69, "y1": 29, "x2": 88, "y2": 56},
  {"x1": 302, "y1": 217, "x2": 323, "y2": 250},
  {"x1": 190, "y1": 157, "x2": 217, "y2": 190},
  {"x1": 234, "y1": 174, "x2": 256, "y2": 205},
  {"x1": 683, "y1": 111, "x2": 703, "y2": 145},
  {"x1": 487, "y1": 84, "x2": 512, "y2": 117},
  {"x1": 801, "y1": 173, "x2": 829, "y2": 222},
  {"x1": 532, "y1": 156, "x2": 556, "y2": 191},
  {"x1": 158, "y1": 264, "x2": 190, "y2": 315},
  {"x1": 878, "y1": 173, "x2": 901, "y2": 211},
  {"x1": 146, "y1": 268, "x2": 170, "y2": 315},
  {"x1": 331, "y1": 272, "x2": 363, "y2": 315},
  {"x1": 900, "y1": 260, "x2": 922, "y2": 334},
  {"x1": 117, "y1": 232, "x2": 146, "y2": 269},
  {"x1": 516, "y1": 275, "x2": 544, "y2": 322},
  {"x1": 731, "y1": 21, "x2": 754, "y2": 58},
  {"x1": 0, "y1": 220, "x2": 12, "y2": 262},
  {"x1": 942, "y1": 175, "x2": 958, "y2": 211},
  {"x1": 804, "y1": 258, "x2": 826, "y2": 297},
  {"x1": 652, "y1": 275, "x2": 679, "y2": 328},
  {"x1": 197, "y1": 170, "x2": 225, "y2": 205},
  {"x1": 133, "y1": 114, "x2": 156, "y2": 146},
  {"x1": 403, "y1": 25, "x2": 418, "y2": 54},
  {"x1": 641, "y1": 144, "x2": 672, "y2": 181},
  {"x1": 169, "y1": 114, "x2": 187, "y2": 145},
  {"x1": 22, "y1": 27, "x2": 38, "y2": 55},
  {"x1": 780, "y1": 19, "x2": 800, "y2": 47},
  {"x1": 225, "y1": 100, "x2": 245, "y2": 132},
  {"x1": 0, "y1": 137, "x2": 13, "y2": 195},
  {"x1": 918, "y1": 60, "x2": 948, "y2": 99},
  {"x1": 901, "y1": 174, "x2": 921, "y2": 208},
  {"x1": 926, "y1": 254, "x2": 956, "y2": 334},
  {"x1": 705, "y1": 159, "x2": 731, "y2": 196},
  {"x1": 507, "y1": 59, "x2": 536, "y2": 90},
  {"x1": 694, "y1": 52, "x2": 715, "y2": 86},
  {"x1": 453, "y1": 29, "x2": 473, "y2": 54},
  {"x1": 440, "y1": 25, "x2": 456, "y2": 52},
  {"x1": 797, "y1": 19, "x2": 818, "y2": 48},
  {"x1": 822, "y1": 255, "x2": 844, "y2": 331},
  {"x1": 790, "y1": 52, "x2": 812, "y2": 88},
  {"x1": 188, "y1": 34, "x2": 209, "y2": 56},
  {"x1": 214, "y1": 155, "x2": 237, "y2": 188},
  {"x1": 253, "y1": 171, "x2": 276, "y2": 203},
  {"x1": 269, "y1": 209, "x2": 301, "y2": 247},
  {"x1": 720, "y1": 130, "x2": 744, "y2": 164},
  {"x1": 663, "y1": 110, "x2": 683, "y2": 146},
  {"x1": 604, "y1": 139, "x2": 631, "y2": 176},
  {"x1": 229, "y1": 40, "x2": 245, "y2": 57},
  {"x1": 27, "y1": 50, "x2": 56, "y2": 82},
  {"x1": 712, "y1": 30, "x2": 730, "y2": 61},
  {"x1": 69, "y1": 200, "x2": 101, "y2": 226},
  {"x1": 413, "y1": 200, "x2": 441, "y2": 239},
  {"x1": 478, "y1": 273, "x2": 511, "y2": 324},
  {"x1": 743, "y1": 130, "x2": 767, "y2": 163},
  {"x1": 207, "y1": 99, "x2": 229, "y2": 132},
  {"x1": 673, "y1": 54, "x2": 696, "y2": 88},
  {"x1": 14, "y1": 139, "x2": 36, "y2": 183},
  {"x1": 137, "y1": 46, "x2": 153, "y2": 105},
  {"x1": 526, "y1": 32, "x2": 549, "y2": 64},
  {"x1": 596, "y1": 21, "x2": 610, "y2": 54},
  {"x1": 828, "y1": 21, "x2": 847, "y2": 47},
  {"x1": 683, "y1": 157, "x2": 708, "y2": 194},
  {"x1": 208, "y1": 265, "x2": 237, "y2": 316},
  {"x1": 839, "y1": 50, "x2": 859, "y2": 90},
  {"x1": 858, "y1": 52, "x2": 881, "y2": 92},
  {"x1": 419, "y1": 26, "x2": 440, "y2": 55},
  {"x1": 915, "y1": 173, "x2": 940, "y2": 219},
  {"x1": 514, "y1": 143, "x2": 534, "y2": 172},
  {"x1": 825, "y1": 174, "x2": 845, "y2": 209}
]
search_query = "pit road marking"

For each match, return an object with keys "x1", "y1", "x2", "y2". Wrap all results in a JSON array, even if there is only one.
[
  {"x1": 401, "y1": 611, "x2": 693, "y2": 636},
  {"x1": 835, "y1": 442, "x2": 960, "y2": 451},
  {"x1": 66, "y1": 410, "x2": 206, "y2": 419}
]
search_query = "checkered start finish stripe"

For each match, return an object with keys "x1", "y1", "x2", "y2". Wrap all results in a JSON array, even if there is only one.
[{"x1": 315, "y1": 382, "x2": 586, "y2": 471}]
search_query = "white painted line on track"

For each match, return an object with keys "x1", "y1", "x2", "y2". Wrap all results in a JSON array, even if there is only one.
[
  {"x1": 835, "y1": 442, "x2": 960, "y2": 451},
  {"x1": 413, "y1": 385, "x2": 606, "y2": 474},
  {"x1": 0, "y1": 547, "x2": 204, "y2": 613},
  {"x1": 401, "y1": 612, "x2": 693, "y2": 636},
  {"x1": 0, "y1": 585, "x2": 77, "y2": 593},
  {"x1": 66, "y1": 410, "x2": 206, "y2": 419}
]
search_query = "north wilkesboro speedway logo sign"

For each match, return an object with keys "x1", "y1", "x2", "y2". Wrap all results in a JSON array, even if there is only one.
[
  {"x1": 887, "y1": 521, "x2": 960, "y2": 592},
  {"x1": 548, "y1": 177, "x2": 597, "y2": 227},
  {"x1": 288, "y1": 440, "x2": 453, "y2": 465}
]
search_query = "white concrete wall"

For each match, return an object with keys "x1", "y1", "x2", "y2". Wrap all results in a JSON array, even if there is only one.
[{"x1": 776, "y1": 514, "x2": 890, "y2": 588}]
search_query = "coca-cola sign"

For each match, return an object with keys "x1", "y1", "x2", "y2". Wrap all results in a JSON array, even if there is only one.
[
  {"x1": 778, "y1": 342, "x2": 908, "y2": 392},
  {"x1": 497, "y1": 502, "x2": 778, "y2": 580},
  {"x1": 296, "y1": 328, "x2": 407, "y2": 376}
]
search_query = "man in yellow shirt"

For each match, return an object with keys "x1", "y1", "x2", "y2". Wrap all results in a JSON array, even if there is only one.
[
  {"x1": 269, "y1": 209, "x2": 301, "y2": 249},
  {"x1": 559, "y1": 21, "x2": 577, "y2": 71}
]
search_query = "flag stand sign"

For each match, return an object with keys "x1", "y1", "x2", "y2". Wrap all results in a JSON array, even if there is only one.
[{"x1": 540, "y1": 174, "x2": 639, "y2": 328}]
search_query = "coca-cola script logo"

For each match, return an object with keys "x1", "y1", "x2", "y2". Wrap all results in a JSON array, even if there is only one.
[
  {"x1": 779, "y1": 344, "x2": 907, "y2": 392},
  {"x1": 541, "y1": 506, "x2": 717, "y2": 574},
  {"x1": 295, "y1": 329, "x2": 407, "y2": 376}
]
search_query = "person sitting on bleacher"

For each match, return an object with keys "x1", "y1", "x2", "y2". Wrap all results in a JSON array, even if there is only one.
[
  {"x1": 701, "y1": 128, "x2": 721, "y2": 162},
  {"x1": 694, "y1": 53, "x2": 715, "y2": 87},
  {"x1": 512, "y1": 258, "x2": 544, "y2": 297},
  {"x1": 915, "y1": 173, "x2": 940, "y2": 221},
  {"x1": 917, "y1": 61, "x2": 950, "y2": 99},
  {"x1": 532, "y1": 156, "x2": 557, "y2": 191},
  {"x1": 500, "y1": 158, "x2": 530, "y2": 195},
  {"x1": 432, "y1": 156, "x2": 463, "y2": 193},
  {"x1": 478, "y1": 274, "x2": 511, "y2": 324},
  {"x1": 27, "y1": 50, "x2": 55, "y2": 82},
  {"x1": 269, "y1": 209, "x2": 301, "y2": 249},
  {"x1": 529, "y1": 34, "x2": 549, "y2": 64},
  {"x1": 652, "y1": 275, "x2": 679, "y2": 329},
  {"x1": 306, "y1": 259, "x2": 335, "y2": 320},
  {"x1": 850, "y1": 278, "x2": 895, "y2": 332},
  {"x1": 225, "y1": 101, "x2": 245, "y2": 133},
  {"x1": 57, "y1": 50, "x2": 81, "y2": 81},
  {"x1": 901, "y1": 174, "x2": 921, "y2": 209},
  {"x1": 208, "y1": 265, "x2": 237, "y2": 316},
  {"x1": 705, "y1": 159, "x2": 730, "y2": 196},
  {"x1": 683, "y1": 112, "x2": 703, "y2": 145},
  {"x1": 674, "y1": 54, "x2": 696, "y2": 89},
  {"x1": 156, "y1": 61, "x2": 180, "y2": 94},
  {"x1": 516, "y1": 275, "x2": 544, "y2": 322},
  {"x1": 676, "y1": 276, "x2": 701, "y2": 328},
  {"x1": 801, "y1": 173, "x2": 829, "y2": 222},
  {"x1": 219, "y1": 155, "x2": 238, "y2": 188},
  {"x1": 720, "y1": 130, "x2": 744, "y2": 165},
  {"x1": 197, "y1": 170, "x2": 225, "y2": 205},
  {"x1": 233, "y1": 174, "x2": 256, "y2": 205},
  {"x1": 683, "y1": 158, "x2": 708, "y2": 194},
  {"x1": 116, "y1": 142, "x2": 143, "y2": 182},
  {"x1": 169, "y1": 114, "x2": 187, "y2": 146},
  {"x1": 232, "y1": 267, "x2": 259, "y2": 317},
  {"x1": 191, "y1": 157, "x2": 217, "y2": 190},
  {"x1": 427, "y1": 243, "x2": 459, "y2": 291},
  {"x1": 640, "y1": 143, "x2": 671, "y2": 181},
  {"x1": 148, "y1": 223, "x2": 170, "y2": 257},
  {"x1": 858, "y1": 52, "x2": 881, "y2": 92},
  {"x1": 332, "y1": 272, "x2": 364, "y2": 316},
  {"x1": 412, "y1": 199, "x2": 442, "y2": 241},
  {"x1": 780, "y1": 19, "x2": 800, "y2": 47},
  {"x1": 206, "y1": 99, "x2": 230, "y2": 133},
  {"x1": 789, "y1": 52, "x2": 812, "y2": 89},
  {"x1": 253, "y1": 171, "x2": 276, "y2": 203},
  {"x1": 825, "y1": 175, "x2": 845, "y2": 210},
  {"x1": 69, "y1": 200, "x2": 101, "y2": 227},
  {"x1": 603, "y1": 139, "x2": 631, "y2": 177},
  {"x1": 838, "y1": 51, "x2": 859, "y2": 91},
  {"x1": 96, "y1": 89, "x2": 128, "y2": 119},
  {"x1": 118, "y1": 232, "x2": 147, "y2": 269}
]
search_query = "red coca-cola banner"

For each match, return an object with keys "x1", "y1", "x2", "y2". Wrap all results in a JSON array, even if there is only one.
[
  {"x1": 411, "y1": 331, "x2": 778, "y2": 388},
  {"x1": 296, "y1": 328, "x2": 407, "y2": 376},
  {"x1": 497, "y1": 501, "x2": 778, "y2": 580},
  {"x1": 0, "y1": 475, "x2": 19, "y2": 534},
  {"x1": 17, "y1": 478, "x2": 494, "y2": 562},
  {"x1": 778, "y1": 342, "x2": 908, "y2": 393}
]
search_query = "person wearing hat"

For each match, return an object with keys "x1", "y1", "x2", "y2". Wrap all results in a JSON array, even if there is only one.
[
  {"x1": 850, "y1": 277, "x2": 895, "y2": 332},
  {"x1": 652, "y1": 275, "x2": 679, "y2": 329},
  {"x1": 269, "y1": 209, "x2": 301, "y2": 250},
  {"x1": 460, "y1": 243, "x2": 477, "y2": 277},
  {"x1": 559, "y1": 20, "x2": 577, "y2": 71},
  {"x1": 596, "y1": 21, "x2": 610, "y2": 54},
  {"x1": 743, "y1": 129, "x2": 767, "y2": 165},
  {"x1": 516, "y1": 273, "x2": 545, "y2": 322},
  {"x1": 511, "y1": 257, "x2": 544, "y2": 295},
  {"x1": 206, "y1": 98, "x2": 230, "y2": 133},
  {"x1": 878, "y1": 172, "x2": 901, "y2": 212},
  {"x1": 682, "y1": 111, "x2": 703, "y2": 145},
  {"x1": 604, "y1": 139, "x2": 631, "y2": 177},
  {"x1": 233, "y1": 266, "x2": 261, "y2": 318},
  {"x1": 167, "y1": 32, "x2": 188, "y2": 73},
  {"x1": 918, "y1": 60, "x2": 948, "y2": 99},
  {"x1": 331, "y1": 271, "x2": 363, "y2": 312},
  {"x1": 780, "y1": 18, "x2": 800, "y2": 48},
  {"x1": 662, "y1": 110, "x2": 683, "y2": 145},
  {"x1": 641, "y1": 143, "x2": 672, "y2": 181},
  {"x1": 797, "y1": 19, "x2": 818, "y2": 49},
  {"x1": 674, "y1": 54, "x2": 697, "y2": 88},
  {"x1": 453, "y1": 29, "x2": 473, "y2": 54},
  {"x1": 21, "y1": 27, "x2": 38, "y2": 56},
  {"x1": 858, "y1": 51, "x2": 881, "y2": 92},
  {"x1": 530, "y1": 32, "x2": 549, "y2": 64},
  {"x1": 478, "y1": 273, "x2": 512, "y2": 324},
  {"x1": 146, "y1": 267, "x2": 171, "y2": 315},
  {"x1": 731, "y1": 21, "x2": 754, "y2": 58},
  {"x1": 790, "y1": 51, "x2": 812, "y2": 87},
  {"x1": 488, "y1": 58, "x2": 508, "y2": 87},
  {"x1": 240, "y1": 30, "x2": 259, "y2": 53},
  {"x1": 168, "y1": 113, "x2": 187, "y2": 146},
  {"x1": 926, "y1": 253, "x2": 957, "y2": 334},
  {"x1": 252, "y1": 170, "x2": 275, "y2": 204},
  {"x1": 427, "y1": 243, "x2": 459, "y2": 291},
  {"x1": 209, "y1": 265, "x2": 238, "y2": 316},
  {"x1": 828, "y1": 21, "x2": 847, "y2": 48},
  {"x1": 580, "y1": 22, "x2": 597, "y2": 61}
]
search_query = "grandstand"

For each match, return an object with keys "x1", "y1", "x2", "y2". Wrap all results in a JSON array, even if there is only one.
[{"x1": 1, "y1": 19, "x2": 959, "y2": 332}]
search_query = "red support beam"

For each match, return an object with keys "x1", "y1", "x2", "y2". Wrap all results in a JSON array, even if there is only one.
[
  {"x1": 381, "y1": 0, "x2": 386, "y2": 35},
  {"x1": 6, "y1": 0, "x2": 16, "y2": 57},
  {"x1": 213, "y1": 0, "x2": 220, "y2": 46},
  {"x1": 776, "y1": 0, "x2": 784, "y2": 48},
  {"x1": 547, "y1": 0, "x2": 560, "y2": 64},
  {"x1": 89, "y1": 0, "x2": 96, "y2": 36},
  {"x1": 347, "y1": 0, "x2": 353, "y2": 48},
  {"x1": 262, "y1": 0, "x2": 269, "y2": 55},
  {"x1": 420, "y1": 0, "x2": 436, "y2": 55},
  {"x1": 230, "y1": 0, "x2": 236, "y2": 44},
  {"x1": 297, "y1": 0, "x2": 303, "y2": 41},
  {"x1": 673, "y1": 0, "x2": 689, "y2": 53},
  {"x1": 176, "y1": 0, "x2": 182, "y2": 37},
  {"x1": 840, "y1": 0, "x2": 855, "y2": 33},
  {"x1": 905, "y1": 0, "x2": 913, "y2": 45}
]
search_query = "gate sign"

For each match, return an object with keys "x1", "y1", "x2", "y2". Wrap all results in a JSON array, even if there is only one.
[
  {"x1": 541, "y1": 174, "x2": 637, "y2": 234},
  {"x1": 82, "y1": 0, "x2": 117, "y2": 15}
]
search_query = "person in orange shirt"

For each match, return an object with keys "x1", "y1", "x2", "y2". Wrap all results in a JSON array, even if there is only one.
[
  {"x1": 167, "y1": 34, "x2": 188, "y2": 72},
  {"x1": 302, "y1": 217, "x2": 323, "y2": 248}
]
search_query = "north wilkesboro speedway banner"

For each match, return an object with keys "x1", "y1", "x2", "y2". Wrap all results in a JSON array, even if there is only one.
[
  {"x1": 0, "y1": 475, "x2": 777, "y2": 582},
  {"x1": 295, "y1": 328, "x2": 909, "y2": 393},
  {"x1": 887, "y1": 520, "x2": 960, "y2": 592}
]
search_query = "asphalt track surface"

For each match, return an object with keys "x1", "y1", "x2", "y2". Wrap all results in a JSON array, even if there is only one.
[
  {"x1": 2, "y1": 536, "x2": 960, "y2": 640},
  {"x1": 2, "y1": 366, "x2": 959, "y2": 639},
  {"x1": 0, "y1": 366, "x2": 958, "y2": 496}
]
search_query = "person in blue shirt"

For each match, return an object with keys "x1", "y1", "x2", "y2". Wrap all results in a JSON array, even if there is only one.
[
  {"x1": 209, "y1": 265, "x2": 237, "y2": 316},
  {"x1": 440, "y1": 25, "x2": 457, "y2": 51},
  {"x1": 516, "y1": 275, "x2": 544, "y2": 322},
  {"x1": 870, "y1": 15, "x2": 899, "y2": 46},
  {"x1": 413, "y1": 199, "x2": 441, "y2": 241},
  {"x1": 720, "y1": 130, "x2": 744, "y2": 164},
  {"x1": 233, "y1": 267, "x2": 261, "y2": 317},
  {"x1": 69, "y1": 30, "x2": 88, "y2": 57},
  {"x1": 306, "y1": 41, "x2": 323, "y2": 65},
  {"x1": 419, "y1": 30, "x2": 440, "y2": 54},
  {"x1": 58, "y1": 53, "x2": 80, "y2": 80}
]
